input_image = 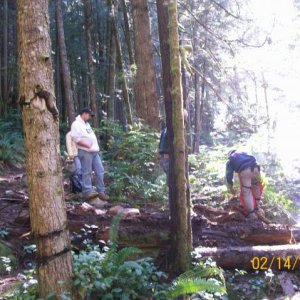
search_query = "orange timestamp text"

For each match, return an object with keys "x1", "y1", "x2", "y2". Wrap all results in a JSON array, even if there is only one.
[{"x1": 251, "y1": 256, "x2": 300, "y2": 271}]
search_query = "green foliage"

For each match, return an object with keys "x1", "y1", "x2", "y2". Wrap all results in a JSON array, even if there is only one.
[
  {"x1": 0, "y1": 227, "x2": 9, "y2": 238},
  {"x1": 225, "y1": 269, "x2": 288, "y2": 300},
  {"x1": 0, "y1": 110, "x2": 24, "y2": 166},
  {"x1": 99, "y1": 120, "x2": 167, "y2": 203},
  {"x1": 262, "y1": 180, "x2": 299, "y2": 224},
  {"x1": 167, "y1": 258, "x2": 226, "y2": 299},
  {"x1": 23, "y1": 244, "x2": 37, "y2": 255},
  {"x1": 189, "y1": 145, "x2": 229, "y2": 205},
  {"x1": 0, "y1": 242, "x2": 18, "y2": 275},
  {"x1": 6, "y1": 269, "x2": 39, "y2": 300},
  {"x1": 73, "y1": 245, "x2": 167, "y2": 299}
]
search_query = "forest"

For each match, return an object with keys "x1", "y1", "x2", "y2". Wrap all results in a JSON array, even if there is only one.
[{"x1": 1, "y1": 0, "x2": 300, "y2": 299}]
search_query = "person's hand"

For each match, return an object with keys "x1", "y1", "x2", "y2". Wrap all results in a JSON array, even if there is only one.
[{"x1": 78, "y1": 138, "x2": 92, "y2": 149}]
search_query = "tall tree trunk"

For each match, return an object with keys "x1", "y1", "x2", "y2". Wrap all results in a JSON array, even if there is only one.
[
  {"x1": 114, "y1": 5, "x2": 133, "y2": 126},
  {"x1": 107, "y1": 0, "x2": 117, "y2": 120},
  {"x1": 55, "y1": 31, "x2": 62, "y2": 116},
  {"x1": 17, "y1": 0, "x2": 73, "y2": 298},
  {"x1": 121, "y1": 0, "x2": 134, "y2": 66},
  {"x1": 157, "y1": 0, "x2": 192, "y2": 274},
  {"x1": 0, "y1": 15, "x2": 2, "y2": 115},
  {"x1": 182, "y1": 63, "x2": 192, "y2": 151},
  {"x1": 55, "y1": 0, "x2": 75, "y2": 124},
  {"x1": 131, "y1": 0, "x2": 160, "y2": 130},
  {"x1": 11, "y1": 7, "x2": 18, "y2": 109},
  {"x1": 253, "y1": 75, "x2": 259, "y2": 132},
  {"x1": 168, "y1": 0, "x2": 192, "y2": 273},
  {"x1": 262, "y1": 72, "x2": 270, "y2": 130},
  {"x1": 3, "y1": 0, "x2": 8, "y2": 116},
  {"x1": 83, "y1": 0, "x2": 99, "y2": 128},
  {"x1": 156, "y1": 0, "x2": 175, "y2": 246},
  {"x1": 193, "y1": 72, "x2": 201, "y2": 153}
]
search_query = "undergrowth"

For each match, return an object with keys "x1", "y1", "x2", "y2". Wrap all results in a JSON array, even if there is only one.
[
  {"x1": 99, "y1": 120, "x2": 167, "y2": 204},
  {"x1": 0, "y1": 110, "x2": 24, "y2": 167},
  {"x1": 4, "y1": 216, "x2": 226, "y2": 300}
]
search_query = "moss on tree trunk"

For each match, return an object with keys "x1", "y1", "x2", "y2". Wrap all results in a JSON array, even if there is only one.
[{"x1": 17, "y1": 0, "x2": 73, "y2": 297}]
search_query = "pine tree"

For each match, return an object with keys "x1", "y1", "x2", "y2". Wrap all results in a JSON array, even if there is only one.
[{"x1": 17, "y1": 0, "x2": 73, "y2": 297}]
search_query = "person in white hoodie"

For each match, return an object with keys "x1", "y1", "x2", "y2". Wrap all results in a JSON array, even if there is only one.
[{"x1": 71, "y1": 108, "x2": 109, "y2": 200}]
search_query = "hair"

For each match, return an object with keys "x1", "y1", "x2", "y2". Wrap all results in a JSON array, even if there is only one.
[{"x1": 228, "y1": 150, "x2": 237, "y2": 157}]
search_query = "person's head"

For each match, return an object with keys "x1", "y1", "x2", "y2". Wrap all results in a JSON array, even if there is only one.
[
  {"x1": 228, "y1": 149, "x2": 237, "y2": 158},
  {"x1": 79, "y1": 108, "x2": 95, "y2": 122}
]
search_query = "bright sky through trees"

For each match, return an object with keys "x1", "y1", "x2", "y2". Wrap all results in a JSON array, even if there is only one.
[{"x1": 228, "y1": 0, "x2": 300, "y2": 177}]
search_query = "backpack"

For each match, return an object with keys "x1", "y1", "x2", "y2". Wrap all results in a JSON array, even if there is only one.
[{"x1": 70, "y1": 173, "x2": 82, "y2": 194}]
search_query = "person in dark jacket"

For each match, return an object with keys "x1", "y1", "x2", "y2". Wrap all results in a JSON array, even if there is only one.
[
  {"x1": 226, "y1": 150, "x2": 264, "y2": 217},
  {"x1": 158, "y1": 126, "x2": 169, "y2": 176},
  {"x1": 158, "y1": 110, "x2": 188, "y2": 180}
]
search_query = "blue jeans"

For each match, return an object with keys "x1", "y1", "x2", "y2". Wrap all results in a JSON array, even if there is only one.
[
  {"x1": 78, "y1": 149, "x2": 105, "y2": 194},
  {"x1": 74, "y1": 156, "x2": 82, "y2": 176}
]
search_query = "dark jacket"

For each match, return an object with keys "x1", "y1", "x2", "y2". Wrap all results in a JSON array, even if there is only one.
[
  {"x1": 226, "y1": 151, "x2": 257, "y2": 185},
  {"x1": 158, "y1": 127, "x2": 169, "y2": 154}
]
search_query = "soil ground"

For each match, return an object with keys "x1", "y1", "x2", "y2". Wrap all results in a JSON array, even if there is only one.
[{"x1": 1, "y1": 166, "x2": 300, "y2": 299}]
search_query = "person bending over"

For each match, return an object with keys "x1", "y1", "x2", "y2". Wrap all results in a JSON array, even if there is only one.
[{"x1": 226, "y1": 150, "x2": 263, "y2": 218}]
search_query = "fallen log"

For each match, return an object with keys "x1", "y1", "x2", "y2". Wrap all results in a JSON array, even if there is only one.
[
  {"x1": 240, "y1": 226, "x2": 292, "y2": 245},
  {"x1": 194, "y1": 244, "x2": 300, "y2": 270}
]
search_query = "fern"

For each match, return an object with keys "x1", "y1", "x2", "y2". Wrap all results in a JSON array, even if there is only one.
[
  {"x1": 179, "y1": 264, "x2": 226, "y2": 285},
  {"x1": 114, "y1": 247, "x2": 142, "y2": 266},
  {"x1": 167, "y1": 278, "x2": 226, "y2": 298},
  {"x1": 166, "y1": 259, "x2": 227, "y2": 299}
]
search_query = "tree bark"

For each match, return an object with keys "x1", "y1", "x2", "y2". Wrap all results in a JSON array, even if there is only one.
[
  {"x1": 83, "y1": 0, "x2": 99, "y2": 128},
  {"x1": 131, "y1": 0, "x2": 160, "y2": 130},
  {"x1": 121, "y1": 0, "x2": 134, "y2": 66},
  {"x1": 17, "y1": 0, "x2": 73, "y2": 298},
  {"x1": 156, "y1": 0, "x2": 174, "y2": 207},
  {"x1": 168, "y1": 0, "x2": 192, "y2": 273},
  {"x1": 111, "y1": 0, "x2": 133, "y2": 126},
  {"x1": 55, "y1": 0, "x2": 75, "y2": 124},
  {"x1": 55, "y1": 31, "x2": 62, "y2": 117},
  {"x1": 0, "y1": 13, "x2": 2, "y2": 115},
  {"x1": 114, "y1": 20, "x2": 133, "y2": 126},
  {"x1": 107, "y1": 0, "x2": 117, "y2": 120},
  {"x1": 157, "y1": 0, "x2": 192, "y2": 273},
  {"x1": 194, "y1": 60, "x2": 206, "y2": 151},
  {"x1": 2, "y1": 0, "x2": 8, "y2": 116}
]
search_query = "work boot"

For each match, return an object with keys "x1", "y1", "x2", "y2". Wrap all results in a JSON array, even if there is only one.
[
  {"x1": 83, "y1": 191, "x2": 99, "y2": 200},
  {"x1": 98, "y1": 192, "x2": 109, "y2": 201}
]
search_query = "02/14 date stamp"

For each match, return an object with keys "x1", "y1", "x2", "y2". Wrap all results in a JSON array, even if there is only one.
[{"x1": 251, "y1": 256, "x2": 300, "y2": 271}]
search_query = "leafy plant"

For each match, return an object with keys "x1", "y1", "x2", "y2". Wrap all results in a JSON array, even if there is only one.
[
  {"x1": 23, "y1": 244, "x2": 37, "y2": 255},
  {"x1": 0, "y1": 110, "x2": 24, "y2": 166},
  {"x1": 6, "y1": 269, "x2": 38, "y2": 300},
  {"x1": 0, "y1": 227, "x2": 9, "y2": 238},
  {"x1": 73, "y1": 245, "x2": 167, "y2": 299},
  {"x1": 167, "y1": 258, "x2": 227, "y2": 299},
  {"x1": 99, "y1": 120, "x2": 167, "y2": 203}
]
